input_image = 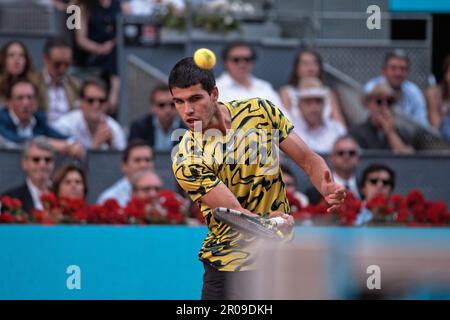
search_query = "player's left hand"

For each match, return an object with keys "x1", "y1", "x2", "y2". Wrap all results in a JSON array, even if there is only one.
[{"x1": 321, "y1": 170, "x2": 346, "y2": 213}]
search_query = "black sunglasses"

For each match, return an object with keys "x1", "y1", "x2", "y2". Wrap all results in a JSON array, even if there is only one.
[
  {"x1": 335, "y1": 150, "x2": 358, "y2": 157},
  {"x1": 228, "y1": 56, "x2": 254, "y2": 64},
  {"x1": 155, "y1": 101, "x2": 175, "y2": 109},
  {"x1": 374, "y1": 97, "x2": 394, "y2": 107},
  {"x1": 368, "y1": 178, "x2": 392, "y2": 187},
  {"x1": 30, "y1": 156, "x2": 54, "y2": 164},
  {"x1": 84, "y1": 97, "x2": 107, "y2": 104}
]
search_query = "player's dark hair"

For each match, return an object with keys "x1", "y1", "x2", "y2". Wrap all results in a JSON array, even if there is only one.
[{"x1": 168, "y1": 57, "x2": 216, "y2": 95}]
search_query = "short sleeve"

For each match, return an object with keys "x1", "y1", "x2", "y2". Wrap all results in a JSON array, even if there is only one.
[
  {"x1": 172, "y1": 135, "x2": 221, "y2": 202},
  {"x1": 263, "y1": 99, "x2": 294, "y2": 143}
]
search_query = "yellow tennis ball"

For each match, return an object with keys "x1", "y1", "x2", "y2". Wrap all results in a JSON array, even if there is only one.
[{"x1": 194, "y1": 48, "x2": 216, "y2": 70}]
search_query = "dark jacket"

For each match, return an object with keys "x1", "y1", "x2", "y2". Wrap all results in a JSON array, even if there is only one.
[
  {"x1": 128, "y1": 114, "x2": 186, "y2": 147},
  {"x1": 0, "y1": 108, "x2": 67, "y2": 144}
]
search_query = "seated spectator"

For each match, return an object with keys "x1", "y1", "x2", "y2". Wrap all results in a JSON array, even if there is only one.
[
  {"x1": 425, "y1": 54, "x2": 450, "y2": 142},
  {"x1": 354, "y1": 163, "x2": 396, "y2": 226},
  {"x1": 279, "y1": 49, "x2": 346, "y2": 127},
  {"x1": 364, "y1": 49, "x2": 429, "y2": 128},
  {"x1": 52, "y1": 163, "x2": 88, "y2": 200},
  {"x1": 288, "y1": 77, "x2": 346, "y2": 154},
  {"x1": 305, "y1": 135, "x2": 361, "y2": 205},
  {"x1": 52, "y1": 78, "x2": 126, "y2": 150},
  {"x1": 350, "y1": 83, "x2": 417, "y2": 154},
  {"x1": 280, "y1": 164, "x2": 309, "y2": 207},
  {"x1": 128, "y1": 84, "x2": 186, "y2": 152},
  {"x1": 216, "y1": 41, "x2": 283, "y2": 108},
  {"x1": 36, "y1": 37, "x2": 81, "y2": 123},
  {"x1": 0, "y1": 40, "x2": 36, "y2": 106},
  {"x1": 1, "y1": 137, "x2": 56, "y2": 214},
  {"x1": 0, "y1": 78, "x2": 85, "y2": 159},
  {"x1": 130, "y1": 169, "x2": 163, "y2": 202},
  {"x1": 74, "y1": 0, "x2": 131, "y2": 116},
  {"x1": 97, "y1": 139, "x2": 154, "y2": 206}
]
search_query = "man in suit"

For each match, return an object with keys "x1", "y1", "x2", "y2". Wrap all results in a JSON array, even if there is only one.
[
  {"x1": 2, "y1": 137, "x2": 55, "y2": 214},
  {"x1": 128, "y1": 84, "x2": 185, "y2": 152},
  {"x1": 0, "y1": 78, "x2": 85, "y2": 159},
  {"x1": 305, "y1": 135, "x2": 361, "y2": 204},
  {"x1": 36, "y1": 37, "x2": 81, "y2": 122}
]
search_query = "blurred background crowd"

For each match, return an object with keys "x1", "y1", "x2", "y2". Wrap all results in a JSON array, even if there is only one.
[{"x1": 0, "y1": 0, "x2": 449, "y2": 226}]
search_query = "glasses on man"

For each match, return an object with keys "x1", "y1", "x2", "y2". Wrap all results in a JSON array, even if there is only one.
[
  {"x1": 228, "y1": 56, "x2": 254, "y2": 64},
  {"x1": 368, "y1": 178, "x2": 392, "y2": 187},
  {"x1": 155, "y1": 101, "x2": 175, "y2": 109},
  {"x1": 29, "y1": 156, "x2": 54, "y2": 164},
  {"x1": 52, "y1": 60, "x2": 71, "y2": 69},
  {"x1": 84, "y1": 96, "x2": 107, "y2": 105},
  {"x1": 374, "y1": 97, "x2": 395, "y2": 107},
  {"x1": 12, "y1": 94, "x2": 35, "y2": 102},
  {"x1": 334, "y1": 149, "x2": 358, "y2": 157},
  {"x1": 136, "y1": 185, "x2": 161, "y2": 193}
]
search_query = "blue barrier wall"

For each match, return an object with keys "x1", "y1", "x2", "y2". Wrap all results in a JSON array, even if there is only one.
[{"x1": 1, "y1": 226, "x2": 450, "y2": 300}]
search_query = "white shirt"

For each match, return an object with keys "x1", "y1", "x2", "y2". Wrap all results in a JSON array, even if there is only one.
[
  {"x1": 97, "y1": 177, "x2": 131, "y2": 207},
  {"x1": 9, "y1": 110, "x2": 36, "y2": 139},
  {"x1": 288, "y1": 107, "x2": 347, "y2": 154},
  {"x1": 43, "y1": 69, "x2": 70, "y2": 123},
  {"x1": 26, "y1": 178, "x2": 44, "y2": 211},
  {"x1": 52, "y1": 110, "x2": 126, "y2": 150},
  {"x1": 216, "y1": 72, "x2": 284, "y2": 108}
]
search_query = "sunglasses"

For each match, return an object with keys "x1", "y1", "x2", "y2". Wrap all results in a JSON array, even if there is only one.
[
  {"x1": 155, "y1": 101, "x2": 175, "y2": 109},
  {"x1": 374, "y1": 97, "x2": 394, "y2": 107},
  {"x1": 368, "y1": 178, "x2": 392, "y2": 187},
  {"x1": 136, "y1": 185, "x2": 161, "y2": 193},
  {"x1": 12, "y1": 94, "x2": 35, "y2": 101},
  {"x1": 228, "y1": 56, "x2": 254, "y2": 64},
  {"x1": 84, "y1": 96, "x2": 107, "y2": 105},
  {"x1": 335, "y1": 150, "x2": 358, "y2": 157},
  {"x1": 30, "y1": 156, "x2": 54, "y2": 164},
  {"x1": 52, "y1": 60, "x2": 71, "y2": 69}
]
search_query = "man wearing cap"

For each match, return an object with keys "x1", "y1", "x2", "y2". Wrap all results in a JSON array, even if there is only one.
[
  {"x1": 350, "y1": 83, "x2": 417, "y2": 154},
  {"x1": 287, "y1": 77, "x2": 347, "y2": 154},
  {"x1": 364, "y1": 50, "x2": 429, "y2": 128}
]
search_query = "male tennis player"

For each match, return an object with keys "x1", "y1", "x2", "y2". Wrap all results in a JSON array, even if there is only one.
[{"x1": 169, "y1": 57, "x2": 345, "y2": 300}]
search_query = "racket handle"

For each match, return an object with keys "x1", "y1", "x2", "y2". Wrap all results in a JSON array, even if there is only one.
[{"x1": 270, "y1": 216, "x2": 285, "y2": 227}]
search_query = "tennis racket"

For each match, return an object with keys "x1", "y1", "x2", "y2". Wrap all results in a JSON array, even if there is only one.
[{"x1": 213, "y1": 207, "x2": 286, "y2": 240}]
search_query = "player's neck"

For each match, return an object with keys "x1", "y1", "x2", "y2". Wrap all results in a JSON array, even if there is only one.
[{"x1": 207, "y1": 102, "x2": 231, "y2": 134}]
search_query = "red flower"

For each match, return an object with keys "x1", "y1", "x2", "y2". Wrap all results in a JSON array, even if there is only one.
[
  {"x1": 41, "y1": 192, "x2": 59, "y2": 209},
  {"x1": 425, "y1": 201, "x2": 448, "y2": 225},
  {"x1": 1, "y1": 195, "x2": 14, "y2": 209},
  {"x1": 406, "y1": 189, "x2": 425, "y2": 208},
  {"x1": 0, "y1": 212, "x2": 15, "y2": 223}
]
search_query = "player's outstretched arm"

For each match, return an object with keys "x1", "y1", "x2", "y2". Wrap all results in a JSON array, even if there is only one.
[{"x1": 280, "y1": 132, "x2": 346, "y2": 212}]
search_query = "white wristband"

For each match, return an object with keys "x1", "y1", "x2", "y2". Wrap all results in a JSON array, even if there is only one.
[{"x1": 270, "y1": 217, "x2": 285, "y2": 227}]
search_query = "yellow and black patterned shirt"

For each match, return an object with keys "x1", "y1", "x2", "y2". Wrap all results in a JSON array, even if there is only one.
[{"x1": 172, "y1": 98, "x2": 294, "y2": 271}]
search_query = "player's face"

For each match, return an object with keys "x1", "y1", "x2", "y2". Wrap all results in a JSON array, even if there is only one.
[{"x1": 172, "y1": 84, "x2": 218, "y2": 131}]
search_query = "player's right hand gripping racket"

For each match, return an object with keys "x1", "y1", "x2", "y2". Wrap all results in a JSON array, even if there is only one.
[{"x1": 213, "y1": 207, "x2": 286, "y2": 240}]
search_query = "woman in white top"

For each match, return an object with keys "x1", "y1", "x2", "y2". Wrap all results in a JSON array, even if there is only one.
[{"x1": 279, "y1": 49, "x2": 347, "y2": 128}]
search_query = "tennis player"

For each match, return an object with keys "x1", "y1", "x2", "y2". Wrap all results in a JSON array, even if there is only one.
[{"x1": 169, "y1": 57, "x2": 346, "y2": 300}]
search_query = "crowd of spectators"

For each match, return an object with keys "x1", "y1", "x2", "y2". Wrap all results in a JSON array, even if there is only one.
[{"x1": 0, "y1": 0, "x2": 449, "y2": 226}]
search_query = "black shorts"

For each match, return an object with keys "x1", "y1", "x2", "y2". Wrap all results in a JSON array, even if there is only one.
[{"x1": 201, "y1": 263, "x2": 256, "y2": 300}]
